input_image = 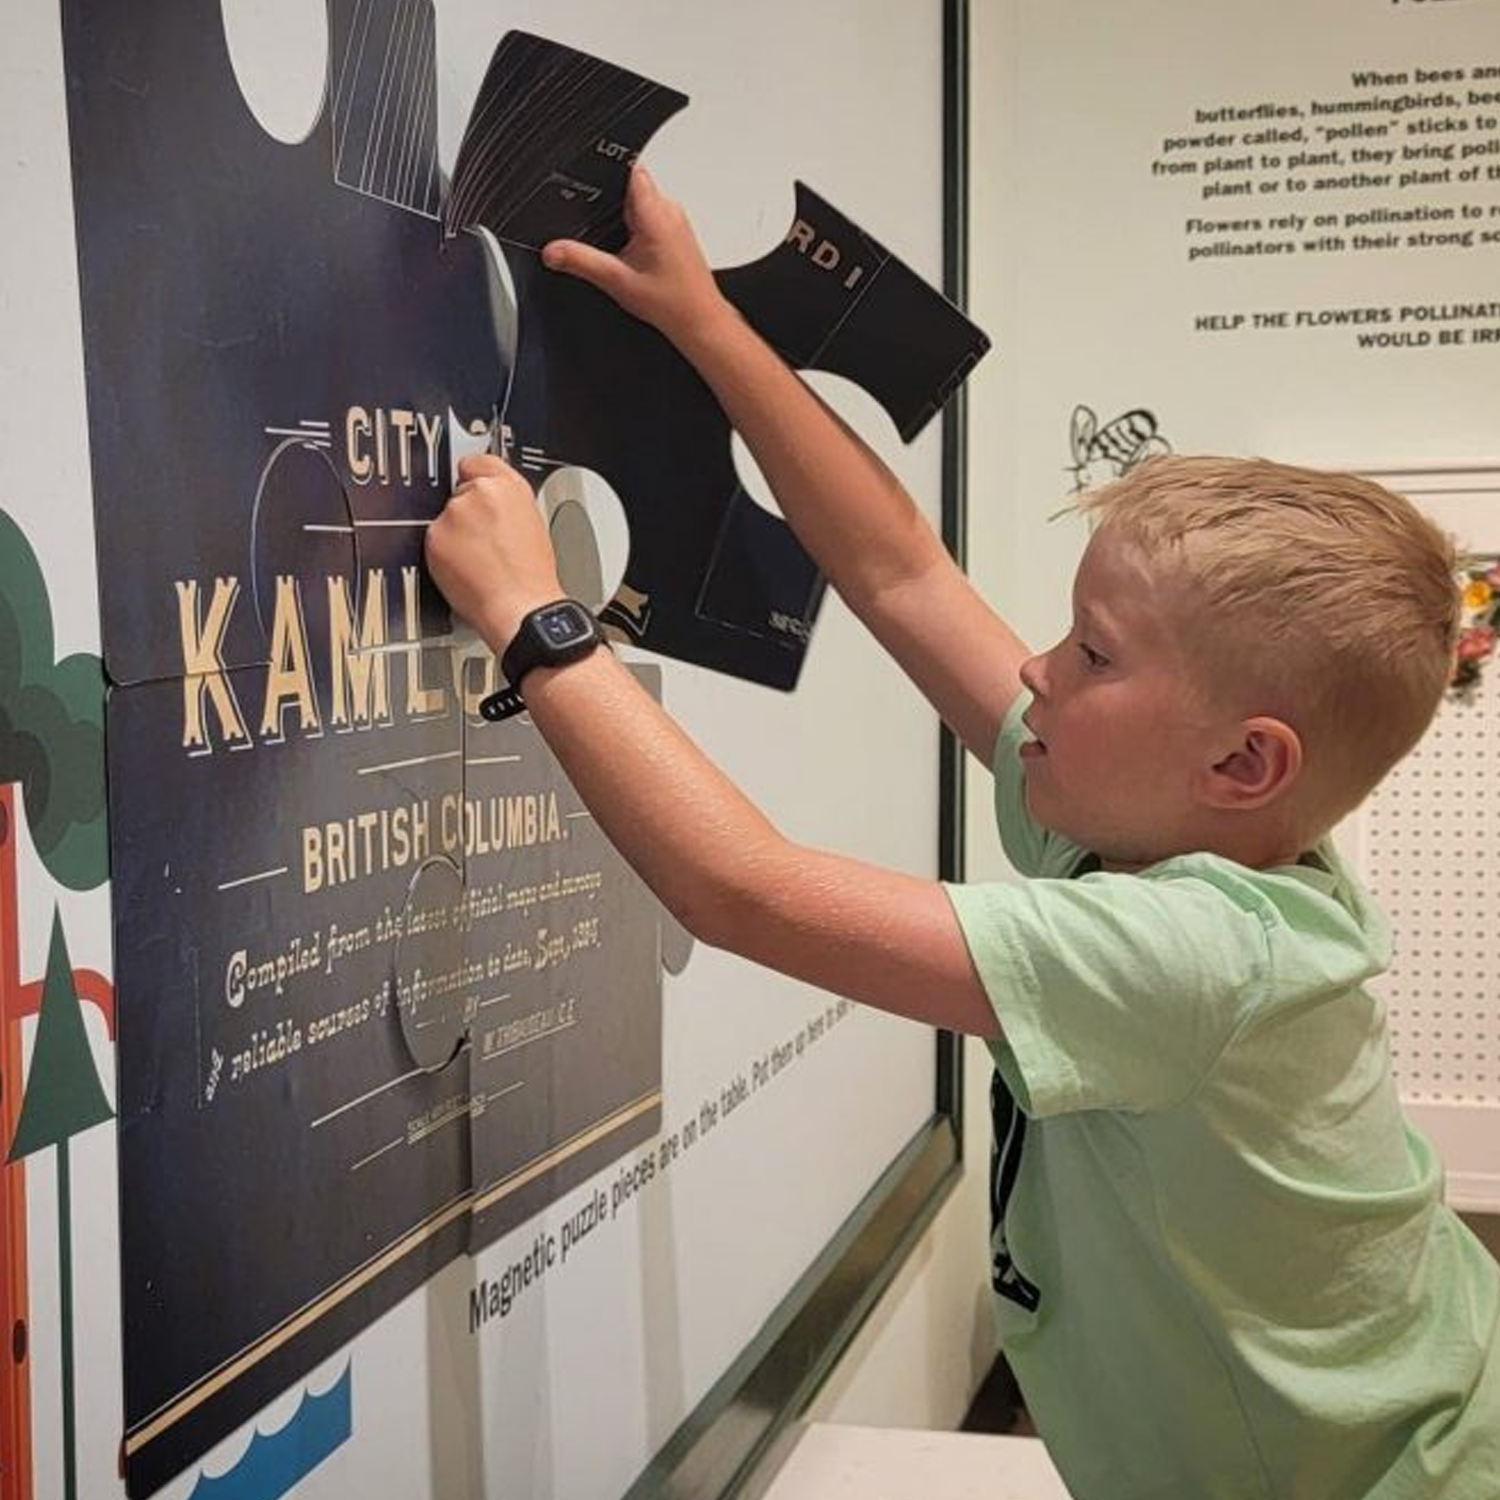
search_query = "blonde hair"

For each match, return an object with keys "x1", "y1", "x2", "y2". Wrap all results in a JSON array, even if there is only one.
[{"x1": 1078, "y1": 456, "x2": 1460, "y2": 834}]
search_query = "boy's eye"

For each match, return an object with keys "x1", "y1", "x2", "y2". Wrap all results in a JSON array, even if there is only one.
[{"x1": 1078, "y1": 642, "x2": 1109, "y2": 670}]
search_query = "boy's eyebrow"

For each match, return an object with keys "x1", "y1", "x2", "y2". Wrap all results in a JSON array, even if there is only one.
[{"x1": 1076, "y1": 603, "x2": 1119, "y2": 643}]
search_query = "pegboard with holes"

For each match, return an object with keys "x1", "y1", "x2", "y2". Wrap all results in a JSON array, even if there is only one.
[
  {"x1": 1334, "y1": 463, "x2": 1500, "y2": 1208},
  {"x1": 1359, "y1": 662, "x2": 1498, "y2": 1103}
]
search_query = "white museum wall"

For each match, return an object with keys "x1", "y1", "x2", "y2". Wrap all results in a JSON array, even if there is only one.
[{"x1": 808, "y1": 0, "x2": 1017, "y2": 1432}]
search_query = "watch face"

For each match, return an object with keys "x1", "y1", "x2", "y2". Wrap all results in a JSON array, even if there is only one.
[
  {"x1": 536, "y1": 601, "x2": 593, "y2": 645},
  {"x1": 501, "y1": 599, "x2": 600, "y2": 691}
]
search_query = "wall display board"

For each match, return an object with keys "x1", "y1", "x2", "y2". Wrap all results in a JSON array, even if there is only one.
[
  {"x1": 0, "y1": 3, "x2": 973, "y2": 1499},
  {"x1": 967, "y1": 0, "x2": 1499, "y2": 1208}
]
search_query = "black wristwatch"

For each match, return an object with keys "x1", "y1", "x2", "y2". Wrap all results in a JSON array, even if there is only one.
[{"x1": 479, "y1": 599, "x2": 604, "y2": 723}]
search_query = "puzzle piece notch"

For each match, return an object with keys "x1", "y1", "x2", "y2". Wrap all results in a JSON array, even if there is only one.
[
  {"x1": 249, "y1": 438, "x2": 362, "y2": 680},
  {"x1": 394, "y1": 853, "x2": 470, "y2": 1073},
  {"x1": 537, "y1": 466, "x2": 630, "y2": 612},
  {"x1": 221, "y1": 0, "x2": 330, "y2": 147}
]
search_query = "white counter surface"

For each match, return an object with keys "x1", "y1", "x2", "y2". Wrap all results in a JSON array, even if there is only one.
[{"x1": 757, "y1": 1422, "x2": 1073, "y2": 1500}]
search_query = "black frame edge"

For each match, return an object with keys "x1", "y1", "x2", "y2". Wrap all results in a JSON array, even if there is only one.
[
  {"x1": 937, "y1": 0, "x2": 970, "y2": 1127},
  {"x1": 623, "y1": 5, "x2": 972, "y2": 1497}
]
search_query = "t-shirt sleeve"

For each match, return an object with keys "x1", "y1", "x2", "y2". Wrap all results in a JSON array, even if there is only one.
[{"x1": 945, "y1": 870, "x2": 1272, "y2": 1116}]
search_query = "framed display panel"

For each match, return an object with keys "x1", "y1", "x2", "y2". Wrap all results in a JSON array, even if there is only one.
[{"x1": 0, "y1": 4, "x2": 973, "y2": 1499}]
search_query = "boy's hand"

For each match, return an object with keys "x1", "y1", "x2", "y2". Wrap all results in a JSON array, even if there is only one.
[
  {"x1": 541, "y1": 167, "x2": 733, "y2": 354},
  {"x1": 425, "y1": 454, "x2": 564, "y2": 653}
]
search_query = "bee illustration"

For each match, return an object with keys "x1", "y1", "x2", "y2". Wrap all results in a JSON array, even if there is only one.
[{"x1": 1068, "y1": 404, "x2": 1172, "y2": 492}]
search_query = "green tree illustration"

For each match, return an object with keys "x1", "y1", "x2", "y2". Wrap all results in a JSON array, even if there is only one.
[
  {"x1": 0, "y1": 508, "x2": 108, "y2": 891},
  {"x1": 8, "y1": 907, "x2": 112, "y2": 1158},
  {"x1": 8, "y1": 907, "x2": 113, "y2": 1500}
]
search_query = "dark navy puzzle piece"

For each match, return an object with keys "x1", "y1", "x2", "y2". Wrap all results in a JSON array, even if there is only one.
[
  {"x1": 107, "y1": 658, "x2": 472, "y2": 1494},
  {"x1": 65, "y1": 0, "x2": 508, "y2": 690},
  {"x1": 446, "y1": 33, "x2": 989, "y2": 685}
]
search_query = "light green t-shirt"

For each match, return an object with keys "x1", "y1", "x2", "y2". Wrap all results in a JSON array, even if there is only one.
[{"x1": 946, "y1": 697, "x2": 1500, "y2": 1500}]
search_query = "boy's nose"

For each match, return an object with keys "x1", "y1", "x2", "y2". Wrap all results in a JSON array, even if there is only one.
[{"x1": 1019, "y1": 652, "x2": 1046, "y2": 697}]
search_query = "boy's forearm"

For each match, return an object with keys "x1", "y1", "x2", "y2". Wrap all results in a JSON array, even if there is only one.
[
  {"x1": 516, "y1": 647, "x2": 779, "y2": 945},
  {"x1": 517, "y1": 647, "x2": 1001, "y2": 1039}
]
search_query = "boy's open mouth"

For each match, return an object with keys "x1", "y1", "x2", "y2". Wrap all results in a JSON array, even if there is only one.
[{"x1": 1021, "y1": 718, "x2": 1047, "y2": 757}]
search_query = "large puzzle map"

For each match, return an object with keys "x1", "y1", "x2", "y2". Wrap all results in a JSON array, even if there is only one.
[{"x1": 47, "y1": 2, "x2": 988, "y2": 1493}]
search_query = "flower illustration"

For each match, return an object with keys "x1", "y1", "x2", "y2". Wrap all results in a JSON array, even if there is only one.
[
  {"x1": 1450, "y1": 555, "x2": 1500, "y2": 703},
  {"x1": 1458, "y1": 624, "x2": 1496, "y2": 661}
]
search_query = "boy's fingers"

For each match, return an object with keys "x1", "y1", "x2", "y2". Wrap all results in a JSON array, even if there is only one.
[
  {"x1": 456, "y1": 452, "x2": 508, "y2": 482},
  {"x1": 624, "y1": 164, "x2": 656, "y2": 229},
  {"x1": 542, "y1": 238, "x2": 630, "y2": 296}
]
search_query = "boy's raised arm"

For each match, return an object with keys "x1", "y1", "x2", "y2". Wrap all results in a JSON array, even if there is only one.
[
  {"x1": 425, "y1": 456, "x2": 1001, "y2": 1040},
  {"x1": 541, "y1": 168, "x2": 1029, "y2": 765}
]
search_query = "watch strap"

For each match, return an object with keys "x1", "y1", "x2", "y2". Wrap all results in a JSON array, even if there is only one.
[
  {"x1": 479, "y1": 599, "x2": 603, "y2": 723},
  {"x1": 478, "y1": 682, "x2": 527, "y2": 722}
]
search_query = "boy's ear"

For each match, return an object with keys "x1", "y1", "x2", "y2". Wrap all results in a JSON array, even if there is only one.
[{"x1": 1198, "y1": 717, "x2": 1303, "y2": 810}]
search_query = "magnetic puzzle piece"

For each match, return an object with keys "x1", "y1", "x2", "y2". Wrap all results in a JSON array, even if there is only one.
[
  {"x1": 108, "y1": 657, "x2": 472, "y2": 1492},
  {"x1": 460, "y1": 674, "x2": 665, "y2": 1253},
  {"x1": 109, "y1": 637, "x2": 668, "y2": 1495},
  {"x1": 445, "y1": 32, "x2": 987, "y2": 682},
  {"x1": 65, "y1": 0, "x2": 508, "y2": 689}
]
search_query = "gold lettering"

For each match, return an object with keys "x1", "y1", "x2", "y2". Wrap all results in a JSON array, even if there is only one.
[
  {"x1": 347, "y1": 407, "x2": 373, "y2": 484},
  {"x1": 325, "y1": 820, "x2": 347, "y2": 888},
  {"x1": 417, "y1": 411, "x2": 444, "y2": 487},
  {"x1": 261, "y1": 576, "x2": 321, "y2": 739},
  {"x1": 328, "y1": 571, "x2": 391, "y2": 727},
  {"x1": 441, "y1": 792, "x2": 462, "y2": 855},
  {"x1": 403, "y1": 567, "x2": 446, "y2": 716},
  {"x1": 303, "y1": 826, "x2": 324, "y2": 893},
  {"x1": 390, "y1": 409, "x2": 417, "y2": 484},
  {"x1": 177, "y1": 577, "x2": 248, "y2": 751},
  {"x1": 456, "y1": 650, "x2": 497, "y2": 717}
]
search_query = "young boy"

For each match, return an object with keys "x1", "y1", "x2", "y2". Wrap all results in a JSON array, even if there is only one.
[{"x1": 426, "y1": 168, "x2": 1500, "y2": 1498}]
